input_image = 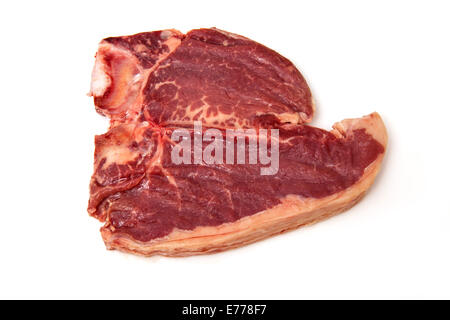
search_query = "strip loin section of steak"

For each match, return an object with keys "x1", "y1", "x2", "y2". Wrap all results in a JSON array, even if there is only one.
[{"x1": 88, "y1": 28, "x2": 387, "y2": 257}]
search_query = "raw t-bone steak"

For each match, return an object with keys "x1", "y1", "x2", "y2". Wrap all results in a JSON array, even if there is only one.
[{"x1": 88, "y1": 28, "x2": 387, "y2": 257}]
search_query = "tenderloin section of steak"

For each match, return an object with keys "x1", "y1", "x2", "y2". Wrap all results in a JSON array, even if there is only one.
[
  {"x1": 88, "y1": 28, "x2": 387, "y2": 257},
  {"x1": 90, "y1": 28, "x2": 314, "y2": 128}
]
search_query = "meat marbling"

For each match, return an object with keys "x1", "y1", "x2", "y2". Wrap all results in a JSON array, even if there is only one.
[{"x1": 88, "y1": 28, "x2": 387, "y2": 257}]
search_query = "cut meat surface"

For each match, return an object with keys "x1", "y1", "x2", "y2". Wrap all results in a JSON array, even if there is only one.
[
  {"x1": 90, "y1": 30, "x2": 184, "y2": 120},
  {"x1": 88, "y1": 28, "x2": 387, "y2": 257},
  {"x1": 90, "y1": 28, "x2": 314, "y2": 127}
]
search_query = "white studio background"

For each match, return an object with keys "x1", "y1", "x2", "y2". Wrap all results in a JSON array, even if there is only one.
[{"x1": 0, "y1": 0, "x2": 449, "y2": 299}]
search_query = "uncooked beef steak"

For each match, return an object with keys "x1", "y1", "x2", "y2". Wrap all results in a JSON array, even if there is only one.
[{"x1": 88, "y1": 28, "x2": 387, "y2": 257}]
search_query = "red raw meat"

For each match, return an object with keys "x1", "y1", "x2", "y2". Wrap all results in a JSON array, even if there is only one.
[{"x1": 88, "y1": 28, "x2": 387, "y2": 256}]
